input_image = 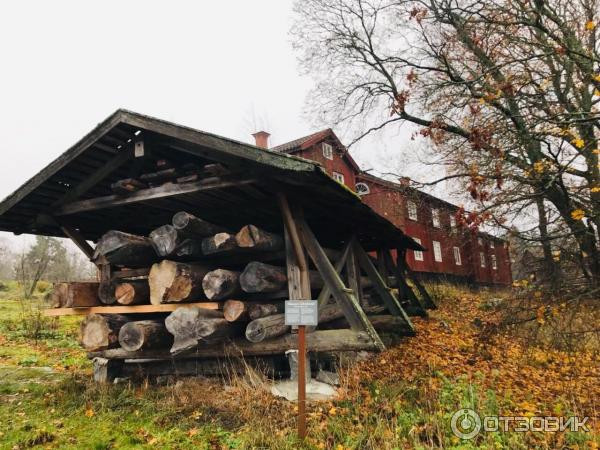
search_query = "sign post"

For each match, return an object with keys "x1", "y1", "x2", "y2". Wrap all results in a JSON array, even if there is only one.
[{"x1": 285, "y1": 300, "x2": 318, "y2": 440}]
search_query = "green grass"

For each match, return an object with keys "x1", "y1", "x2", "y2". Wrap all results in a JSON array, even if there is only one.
[{"x1": 0, "y1": 281, "x2": 597, "y2": 449}]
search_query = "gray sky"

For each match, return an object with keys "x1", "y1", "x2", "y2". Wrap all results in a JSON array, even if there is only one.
[{"x1": 0, "y1": 0, "x2": 447, "y2": 250}]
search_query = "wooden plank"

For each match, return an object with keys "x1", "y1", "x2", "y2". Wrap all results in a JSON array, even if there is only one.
[
  {"x1": 317, "y1": 240, "x2": 351, "y2": 308},
  {"x1": 396, "y1": 248, "x2": 437, "y2": 309},
  {"x1": 51, "y1": 148, "x2": 134, "y2": 207},
  {"x1": 59, "y1": 225, "x2": 95, "y2": 261},
  {"x1": 90, "y1": 329, "x2": 379, "y2": 360},
  {"x1": 384, "y1": 249, "x2": 427, "y2": 316},
  {"x1": 55, "y1": 177, "x2": 257, "y2": 216},
  {"x1": 353, "y1": 241, "x2": 414, "y2": 331},
  {"x1": 347, "y1": 245, "x2": 365, "y2": 307},
  {"x1": 44, "y1": 302, "x2": 221, "y2": 316},
  {"x1": 297, "y1": 219, "x2": 385, "y2": 351}
]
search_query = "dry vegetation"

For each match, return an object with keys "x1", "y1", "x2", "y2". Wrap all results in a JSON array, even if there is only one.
[{"x1": 0, "y1": 281, "x2": 599, "y2": 449}]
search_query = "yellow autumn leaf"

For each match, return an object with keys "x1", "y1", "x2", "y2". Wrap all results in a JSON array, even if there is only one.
[
  {"x1": 594, "y1": 74, "x2": 600, "y2": 82},
  {"x1": 593, "y1": 149, "x2": 600, "y2": 154},
  {"x1": 571, "y1": 209, "x2": 585, "y2": 220},
  {"x1": 595, "y1": 89, "x2": 600, "y2": 96},
  {"x1": 147, "y1": 437, "x2": 158, "y2": 445},
  {"x1": 585, "y1": 20, "x2": 596, "y2": 30},
  {"x1": 571, "y1": 137, "x2": 585, "y2": 148},
  {"x1": 187, "y1": 428, "x2": 198, "y2": 437},
  {"x1": 592, "y1": 187, "x2": 600, "y2": 192},
  {"x1": 85, "y1": 408, "x2": 95, "y2": 418},
  {"x1": 329, "y1": 406, "x2": 337, "y2": 416}
]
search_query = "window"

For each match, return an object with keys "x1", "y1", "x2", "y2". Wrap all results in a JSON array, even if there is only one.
[
  {"x1": 449, "y1": 215, "x2": 457, "y2": 229},
  {"x1": 413, "y1": 237, "x2": 424, "y2": 261},
  {"x1": 491, "y1": 254, "x2": 497, "y2": 270},
  {"x1": 322, "y1": 143, "x2": 333, "y2": 160},
  {"x1": 490, "y1": 241, "x2": 495, "y2": 249},
  {"x1": 332, "y1": 171, "x2": 344, "y2": 184},
  {"x1": 453, "y1": 247, "x2": 462, "y2": 265},
  {"x1": 480, "y1": 252, "x2": 486, "y2": 267},
  {"x1": 407, "y1": 201, "x2": 418, "y2": 221},
  {"x1": 478, "y1": 237, "x2": 483, "y2": 246},
  {"x1": 432, "y1": 208, "x2": 440, "y2": 228},
  {"x1": 433, "y1": 241, "x2": 442, "y2": 262},
  {"x1": 355, "y1": 182, "x2": 370, "y2": 195}
]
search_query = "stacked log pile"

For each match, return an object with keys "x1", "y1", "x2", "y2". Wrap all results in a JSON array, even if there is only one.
[{"x1": 49, "y1": 207, "x2": 406, "y2": 372}]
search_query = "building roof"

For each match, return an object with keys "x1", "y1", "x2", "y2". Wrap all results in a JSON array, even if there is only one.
[{"x1": 0, "y1": 109, "x2": 422, "y2": 251}]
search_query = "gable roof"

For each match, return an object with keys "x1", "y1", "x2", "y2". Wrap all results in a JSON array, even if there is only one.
[
  {"x1": 272, "y1": 128, "x2": 361, "y2": 173},
  {"x1": 0, "y1": 109, "x2": 422, "y2": 251}
]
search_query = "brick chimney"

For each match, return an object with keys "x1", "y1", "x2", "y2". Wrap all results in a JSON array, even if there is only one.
[{"x1": 252, "y1": 131, "x2": 270, "y2": 149}]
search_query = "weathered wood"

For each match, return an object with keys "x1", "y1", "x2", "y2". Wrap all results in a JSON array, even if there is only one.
[
  {"x1": 202, "y1": 269, "x2": 242, "y2": 300},
  {"x1": 91, "y1": 329, "x2": 379, "y2": 360},
  {"x1": 55, "y1": 177, "x2": 257, "y2": 216},
  {"x1": 235, "y1": 225, "x2": 283, "y2": 251},
  {"x1": 384, "y1": 249, "x2": 427, "y2": 316},
  {"x1": 148, "y1": 260, "x2": 210, "y2": 304},
  {"x1": 149, "y1": 224, "x2": 199, "y2": 257},
  {"x1": 322, "y1": 315, "x2": 415, "y2": 335},
  {"x1": 297, "y1": 223, "x2": 385, "y2": 351},
  {"x1": 49, "y1": 282, "x2": 100, "y2": 308},
  {"x1": 396, "y1": 248, "x2": 437, "y2": 309},
  {"x1": 353, "y1": 241, "x2": 414, "y2": 330},
  {"x1": 240, "y1": 261, "x2": 287, "y2": 293},
  {"x1": 139, "y1": 167, "x2": 179, "y2": 185},
  {"x1": 93, "y1": 357, "x2": 123, "y2": 383},
  {"x1": 44, "y1": 302, "x2": 222, "y2": 316},
  {"x1": 112, "y1": 267, "x2": 150, "y2": 280},
  {"x1": 58, "y1": 224, "x2": 96, "y2": 261},
  {"x1": 115, "y1": 281, "x2": 149, "y2": 305},
  {"x1": 118, "y1": 320, "x2": 172, "y2": 352},
  {"x1": 247, "y1": 303, "x2": 280, "y2": 320},
  {"x1": 172, "y1": 211, "x2": 227, "y2": 237},
  {"x1": 111, "y1": 178, "x2": 146, "y2": 195},
  {"x1": 98, "y1": 280, "x2": 116, "y2": 305},
  {"x1": 201, "y1": 232, "x2": 238, "y2": 255},
  {"x1": 93, "y1": 230, "x2": 158, "y2": 267},
  {"x1": 80, "y1": 313, "x2": 129, "y2": 351},
  {"x1": 165, "y1": 306, "x2": 235, "y2": 354},
  {"x1": 223, "y1": 299, "x2": 248, "y2": 322},
  {"x1": 346, "y1": 245, "x2": 365, "y2": 307}
]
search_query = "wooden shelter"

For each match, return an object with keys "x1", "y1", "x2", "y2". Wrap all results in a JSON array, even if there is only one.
[{"x1": 0, "y1": 109, "x2": 434, "y2": 380}]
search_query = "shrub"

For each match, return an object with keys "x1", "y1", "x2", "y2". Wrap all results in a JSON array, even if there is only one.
[{"x1": 36, "y1": 280, "x2": 52, "y2": 293}]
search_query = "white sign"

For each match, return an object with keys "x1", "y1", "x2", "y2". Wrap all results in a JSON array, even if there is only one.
[{"x1": 284, "y1": 300, "x2": 318, "y2": 326}]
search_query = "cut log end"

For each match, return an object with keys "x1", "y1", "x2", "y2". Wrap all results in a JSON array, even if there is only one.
[
  {"x1": 80, "y1": 313, "x2": 129, "y2": 351},
  {"x1": 202, "y1": 269, "x2": 241, "y2": 300},
  {"x1": 115, "y1": 281, "x2": 149, "y2": 305}
]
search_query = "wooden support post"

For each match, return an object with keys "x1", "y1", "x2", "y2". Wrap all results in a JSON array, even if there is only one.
[
  {"x1": 353, "y1": 241, "x2": 415, "y2": 333},
  {"x1": 297, "y1": 219, "x2": 385, "y2": 351},
  {"x1": 383, "y1": 250, "x2": 427, "y2": 317},
  {"x1": 277, "y1": 193, "x2": 311, "y2": 441},
  {"x1": 347, "y1": 245, "x2": 365, "y2": 307},
  {"x1": 376, "y1": 250, "x2": 390, "y2": 285},
  {"x1": 396, "y1": 248, "x2": 437, "y2": 310}
]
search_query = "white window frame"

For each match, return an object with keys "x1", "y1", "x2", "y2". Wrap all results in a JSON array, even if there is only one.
[
  {"x1": 432, "y1": 208, "x2": 440, "y2": 228},
  {"x1": 490, "y1": 241, "x2": 495, "y2": 249},
  {"x1": 355, "y1": 182, "x2": 370, "y2": 195},
  {"x1": 491, "y1": 254, "x2": 497, "y2": 270},
  {"x1": 478, "y1": 237, "x2": 483, "y2": 246},
  {"x1": 453, "y1": 246, "x2": 462, "y2": 266},
  {"x1": 449, "y1": 215, "x2": 457, "y2": 229},
  {"x1": 480, "y1": 251, "x2": 486, "y2": 268},
  {"x1": 433, "y1": 241, "x2": 442, "y2": 262},
  {"x1": 407, "y1": 201, "x2": 418, "y2": 221},
  {"x1": 332, "y1": 171, "x2": 344, "y2": 184},
  {"x1": 322, "y1": 142, "x2": 333, "y2": 160},
  {"x1": 413, "y1": 237, "x2": 424, "y2": 261}
]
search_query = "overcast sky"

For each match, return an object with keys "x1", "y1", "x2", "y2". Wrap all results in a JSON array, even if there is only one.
[{"x1": 0, "y1": 0, "x2": 445, "y2": 250}]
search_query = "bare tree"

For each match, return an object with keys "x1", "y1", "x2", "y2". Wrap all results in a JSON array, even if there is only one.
[
  {"x1": 14, "y1": 236, "x2": 67, "y2": 298},
  {"x1": 292, "y1": 0, "x2": 600, "y2": 286}
]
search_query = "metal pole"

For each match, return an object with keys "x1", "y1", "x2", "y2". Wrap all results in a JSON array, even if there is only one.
[{"x1": 297, "y1": 324, "x2": 307, "y2": 439}]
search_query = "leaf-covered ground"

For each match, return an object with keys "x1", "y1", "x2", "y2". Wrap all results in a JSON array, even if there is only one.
[{"x1": 0, "y1": 281, "x2": 598, "y2": 449}]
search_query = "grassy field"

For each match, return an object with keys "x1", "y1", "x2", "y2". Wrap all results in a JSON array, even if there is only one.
[{"x1": 0, "y1": 281, "x2": 598, "y2": 449}]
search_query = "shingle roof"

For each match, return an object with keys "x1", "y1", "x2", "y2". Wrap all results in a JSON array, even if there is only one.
[{"x1": 272, "y1": 129, "x2": 331, "y2": 153}]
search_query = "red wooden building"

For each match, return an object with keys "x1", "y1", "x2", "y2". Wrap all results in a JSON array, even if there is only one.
[{"x1": 264, "y1": 129, "x2": 512, "y2": 286}]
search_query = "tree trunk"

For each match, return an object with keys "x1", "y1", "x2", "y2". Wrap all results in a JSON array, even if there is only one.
[
  {"x1": 172, "y1": 211, "x2": 227, "y2": 237},
  {"x1": 240, "y1": 262, "x2": 288, "y2": 293},
  {"x1": 149, "y1": 224, "x2": 199, "y2": 257},
  {"x1": 165, "y1": 306, "x2": 238, "y2": 354},
  {"x1": 80, "y1": 313, "x2": 129, "y2": 351},
  {"x1": 115, "y1": 281, "x2": 149, "y2": 305},
  {"x1": 245, "y1": 303, "x2": 344, "y2": 343},
  {"x1": 235, "y1": 225, "x2": 283, "y2": 251},
  {"x1": 535, "y1": 196, "x2": 560, "y2": 287},
  {"x1": 50, "y1": 282, "x2": 100, "y2": 308},
  {"x1": 148, "y1": 260, "x2": 210, "y2": 304},
  {"x1": 223, "y1": 299, "x2": 249, "y2": 322},
  {"x1": 201, "y1": 232, "x2": 238, "y2": 255},
  {"x1": 247, "y1": 303, "x2": 281, "y2": 320},
  {"x1": 202, "y1": 269, "x2": 242, "y2": 300},
  {"x1": 118, "y1": 320, "x2": 172, "y2": 351},
  {"x1": 93, "y1": 230, "x2": 158, "y2": 267}
]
